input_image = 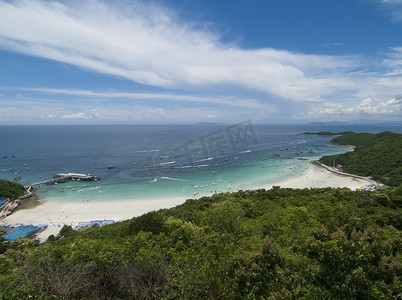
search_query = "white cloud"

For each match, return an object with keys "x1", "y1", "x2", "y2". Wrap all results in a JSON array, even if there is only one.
[
  {"x1": 90, "y1": 109, "x2": 101, "y2": 119},
  {"x1": 40, "y1": 114, "x2": 54, "y2": 119},
  {"x1": 354, "y1": 97, "x2": 401, "y2": 114},
  {"x1": 382, "y1": 47, "x2": 402, "y2": 75},
  {"x1": 0, "y1": 0, "x2": 359, "y2": 103},
  {"x1": 380, "y1": 0, "x2": 402, "y2": 3},
  {"x1": 61, "y1": 109, "x2": 101, "y2": 120},
  {"x1": 0, "y1": 94, "x2": 269, "y2": 124},
  {"x1": 61, "y1": 112, "x2": 90, "y2": 120},
  {"x1": 302, "y1": 97, "x2": 402, "y2": 120},
  {"x1": 0, "y1": 0, "x2": 401, "y2": 123},
  {"x1": 0, "y1": 86, "x2": 274, "y2": 110},
  {"x1": 378, "y1": 0, "x2": 402, "y2": 22}
]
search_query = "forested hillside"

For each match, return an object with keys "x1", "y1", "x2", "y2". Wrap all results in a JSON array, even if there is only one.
[
  {"x1": 0, "y1": 179, "x2": 25, "y2": 200},
  {"x1": 319, "y1": 131, "x2": 402, "y2": 186},
  {"x1": 1, "y1": 187, "x2": 401, "y2": 299}
]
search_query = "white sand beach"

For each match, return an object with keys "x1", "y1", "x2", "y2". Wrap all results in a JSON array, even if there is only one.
[
  {"x1": 2, "y1": 161, "x2": 373, "y2": 230},
  {"x1": 265, "y1": 162, "x2": 372, "y2": 190},
  {"x1": 3, "y1": 197, "x2": 186, "y2": 227}
]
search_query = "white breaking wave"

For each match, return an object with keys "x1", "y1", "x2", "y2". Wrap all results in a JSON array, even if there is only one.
[
  {"x1": 77, "y1": 186, "x2": 102, "y2": 193},
  {"x1": 158, "y1": 161, "x2": 176, "y2": 166},
  {"x1": 195, "y1": 157, "x2": 213, "y2": 163},
  {"x1": 161, "y1": 177, "x2": 187, "y2": 181},
  {"x1": 135, "y1": 149, "x2": 160, "y2": 153}
]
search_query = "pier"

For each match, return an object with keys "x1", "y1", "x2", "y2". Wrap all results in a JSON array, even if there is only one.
[
  {"x1": 1, "y1": 173, "x2": 100, "y2": 220},
  {"x1": 31, "y1": 173, "x2": 100, "y2": 187}
]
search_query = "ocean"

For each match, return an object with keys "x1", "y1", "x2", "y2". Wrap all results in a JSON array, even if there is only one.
[{"x1": 1, "y1": 122, "x2": 401, "y2": 203}]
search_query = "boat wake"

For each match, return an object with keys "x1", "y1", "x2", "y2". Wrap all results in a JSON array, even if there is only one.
[
  {"x1": 77, "y1": 186, "x2": 102, "y2": 193},
  {"x1": 161, "y1": 177, "x2": 187, "y2": 182}
]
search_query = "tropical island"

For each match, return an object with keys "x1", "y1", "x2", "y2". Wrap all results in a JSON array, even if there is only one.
[{"x1": 0, "y1": 131, "x2": 401, "y2": 299}]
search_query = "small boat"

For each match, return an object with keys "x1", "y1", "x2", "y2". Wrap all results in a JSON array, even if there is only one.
[
  {"x1": 14, "y1": 176, "x2": 22, "y2": 181},
  {"x1": 106, "y1": 165, "x2": 116, "y2": 169}
]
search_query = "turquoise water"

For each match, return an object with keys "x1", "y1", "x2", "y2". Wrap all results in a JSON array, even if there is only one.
[{"x1": 1, "y1": 123, "x2": 400, "y2": 203}]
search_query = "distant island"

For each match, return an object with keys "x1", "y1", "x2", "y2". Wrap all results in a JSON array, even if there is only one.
[
  {"x1": 196, "y1": 121, "x2": 223, "y2": 125},
  {"x1": 302, "y1": 131, "x2": 354, "y2": 136}
]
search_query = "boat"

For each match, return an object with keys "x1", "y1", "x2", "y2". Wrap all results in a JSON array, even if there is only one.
[{"x1": 106, "y1": 165, "x2": 116, "y2": 169}]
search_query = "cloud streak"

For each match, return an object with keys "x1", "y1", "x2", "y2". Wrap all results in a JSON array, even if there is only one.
[
  {"x1": 0, "y1": 0, "x2": 401, "y2": 123},
  {"x1": 378, "y1": 0, "x2": 402, "y2": 22},
  {"x1": 0, "y1": 95, "x2": 266, "y2": 124},
  {"x1": 0, "y1": 86, "x2": 274, "y2": 110},
  {"x1": 0, "y1": 0, "x2": 359, "y2": 103}
]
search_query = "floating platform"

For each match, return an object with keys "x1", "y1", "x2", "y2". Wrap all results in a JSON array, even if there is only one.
[
  {"x1": 30, "y1": 173, "x2": 101, "y2": 187},
  {"x1": 53, "y1": 173, "x2": 100, "y2": 181}
]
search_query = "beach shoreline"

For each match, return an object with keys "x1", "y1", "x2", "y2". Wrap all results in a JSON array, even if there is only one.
[
  {"x1": 262, "y1": 160, "x2": 373, "y2": 190},
  {"x1": 2, "y1": 160, "x2": 374, "y2": 230},
  {"x1": 2, "y1": 195, "x2": 187, "y2": 227}
]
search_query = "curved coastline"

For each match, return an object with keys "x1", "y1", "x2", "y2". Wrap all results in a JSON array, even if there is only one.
[
  {"x1": 312, "y1": 160, "x2": 378, "y2": 187},
  {"x1": 2, "y1": 159, "x2": 374, "y2": 230},
  {"x1": 1, "y1": 131, "x2": 382, "y2": 241}
]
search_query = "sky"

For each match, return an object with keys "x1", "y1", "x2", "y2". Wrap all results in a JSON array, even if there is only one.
[{"x1": 0, "y1": 0, "x2": 402, "y2": 124}]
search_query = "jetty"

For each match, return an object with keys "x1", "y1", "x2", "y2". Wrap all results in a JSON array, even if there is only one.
[
  {"x1": 0, "y1": 185, "x2": 36, "y2": 219},
  {"x1": 1, "y1": 172, "x2": 100, "y2": 220},
  {"x1": 53, "y1": 173, "x2": 99, "y2": 181},
  {"x1": 31, "y1": 173, "x2": 100, "y2": 187}
]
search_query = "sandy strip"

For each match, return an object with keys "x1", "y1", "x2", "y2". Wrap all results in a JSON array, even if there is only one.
[
  {"x1": 263, "y1": 161, "x2": 372, "y2": 190},
  {"x1": 3, "y1": 197, "x2": 187, "y2": 228},
  {"x1": 3, "y1": 161, "x2": 372, "y2": 228}
]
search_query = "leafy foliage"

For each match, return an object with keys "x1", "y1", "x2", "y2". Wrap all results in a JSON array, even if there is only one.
[
  {"x1": 0, "y1": 187, "x2": 401, "y2": 299},
  {"x1": 319, "y1": 131, "x2": 402, "y2": 186},
  {"x1": 0, "y1": 179, "x2": 25, "y2": 200}
]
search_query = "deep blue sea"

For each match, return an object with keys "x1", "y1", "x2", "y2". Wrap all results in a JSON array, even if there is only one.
[{"x1": 1, "y1": 122, "x2": 401, "y2": 203}]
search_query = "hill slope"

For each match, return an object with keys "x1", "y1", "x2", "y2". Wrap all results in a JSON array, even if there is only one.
[
  {"x1": 319, "y1": 131, "x2": 402, "y2": 186},
  {"x1": 1, "y1": 187, "x2": 401, "y2": 299},
  {"x1": 0, "y1": 179, "x2": 25, "y2": 200}
]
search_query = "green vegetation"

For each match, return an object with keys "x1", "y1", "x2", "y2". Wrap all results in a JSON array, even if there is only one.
[
  {"x1": 0, "y1": 179, "x2": 25, "y2": 200},
  {"x1": 0, "y1": 132, "x2": 401, "y2": 298},
  {"x1": 319, "y1": 131, "x2": 402, "y2": 186},
  {"x1": 0, "y1": 187, "x2": 401, "y2": 299}
]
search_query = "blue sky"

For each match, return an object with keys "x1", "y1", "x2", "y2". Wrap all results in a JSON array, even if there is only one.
[{"x1": 0, "y1": 0, "x2": 402, "y2": 124}]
